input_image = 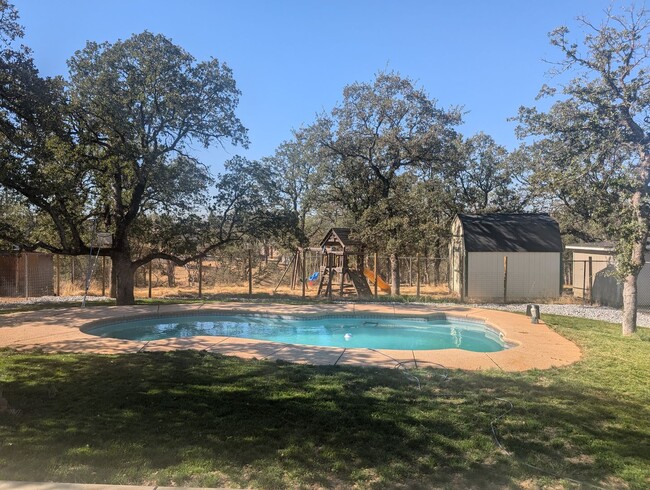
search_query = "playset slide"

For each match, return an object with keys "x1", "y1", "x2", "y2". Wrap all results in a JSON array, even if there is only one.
[{"x1": 363, "y1": 268, "x2": 391, "y2": 293}]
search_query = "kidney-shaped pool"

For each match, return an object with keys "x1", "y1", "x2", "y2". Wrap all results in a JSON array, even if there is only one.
[{"x1": 83, "y1": 314, "x2": 509, "y2": 352}]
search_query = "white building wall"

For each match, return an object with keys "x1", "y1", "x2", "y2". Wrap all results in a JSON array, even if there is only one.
[
  {"x1": 466, "y1": 252, "x2": 560, "y2": 300},
  {"x1": 637, "y1": 262, "x2": 650, "y2": 306},
  {"x1": 573, "y1": 251, "x2": 650, "y2": 306},
  {"x1": 572, "y1": 251, "x2": 613, "y2": 299}
]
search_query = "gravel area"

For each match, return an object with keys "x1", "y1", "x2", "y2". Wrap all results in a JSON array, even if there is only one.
[
  {"x1": 475, "y1": 303, "x2": 650, "y2": 328},
  {"x1": 1, "y1": 296, "x2": 648, "y2": 327}
]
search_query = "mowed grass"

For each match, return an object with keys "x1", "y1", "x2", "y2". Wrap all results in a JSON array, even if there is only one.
[{"x1": 0, "y1": 314, "x2": 649, "y2": 488}]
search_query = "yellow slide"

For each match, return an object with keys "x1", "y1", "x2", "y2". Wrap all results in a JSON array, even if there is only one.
[{"x1": 364, "y1": 268, "x2": 391, "y2": 293}]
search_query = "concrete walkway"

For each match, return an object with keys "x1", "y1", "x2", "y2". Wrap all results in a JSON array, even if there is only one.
[{"x1": 0, "y1": 302, "x2": 581, "y2": 371}]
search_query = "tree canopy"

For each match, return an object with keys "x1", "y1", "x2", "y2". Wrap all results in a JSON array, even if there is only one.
[
  {"x1": 0, "y1": 7, "x2": 266, "y2": 305},
  {"x1": 304, "y1": 72, "x2": 463, "y2": 293}
]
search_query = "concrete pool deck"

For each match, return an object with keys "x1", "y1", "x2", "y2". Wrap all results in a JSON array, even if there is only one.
[{"x1": 0, "y1": 302, "x2": 582, "y2": 371}]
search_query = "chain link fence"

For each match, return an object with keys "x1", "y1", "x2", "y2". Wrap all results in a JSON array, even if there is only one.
[
  {"x1": 7, "y1": 251, "x2": 647, "y2": 307},
  {"x1": 5, "y1": 251, "x2": 650, "y2": 313},
  {"x1": 0, "y1": 250, "x2": 455, "y2": 301}
]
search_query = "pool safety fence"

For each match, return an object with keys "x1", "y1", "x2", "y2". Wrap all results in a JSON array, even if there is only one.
[
  {"x1": 13, "y1": 251, "x2": 645, "y2": 307},
  {"x1": 0, "y1": 251, "x2": 455, "y2": 301}
]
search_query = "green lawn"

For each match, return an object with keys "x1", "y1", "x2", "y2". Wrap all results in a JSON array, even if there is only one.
[{"x1": 0, "y1": 314, "x2": 649, "y2": 488}]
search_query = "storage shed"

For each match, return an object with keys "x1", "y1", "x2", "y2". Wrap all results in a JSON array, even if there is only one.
[
  {"x1": 566, "y1": 242, "x2": 650, "y2": 307},
  {"x1": 449, "y1": 213, "x2": 563, "y2": 301}
]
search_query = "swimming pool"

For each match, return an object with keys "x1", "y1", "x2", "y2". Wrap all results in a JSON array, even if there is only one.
[{"x1": 84, "y1": 314, "x2": 508, "y2": 352}]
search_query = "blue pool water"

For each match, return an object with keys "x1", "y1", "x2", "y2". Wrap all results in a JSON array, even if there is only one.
[{"x1": 85, "y1": 315, "x2": 507, "y2": 352}]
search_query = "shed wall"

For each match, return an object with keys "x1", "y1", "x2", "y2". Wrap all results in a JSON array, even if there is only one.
[{"x1": 466, "y1": 252, "x2": 560, "y2": 300}]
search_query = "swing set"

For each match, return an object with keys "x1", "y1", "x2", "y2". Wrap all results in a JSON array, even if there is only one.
[{"x1": 274, "y1": 228, "x2": 390, "y2": 298}]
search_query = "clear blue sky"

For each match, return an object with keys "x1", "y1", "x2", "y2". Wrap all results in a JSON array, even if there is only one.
[{"x1": 15, "y1": 0, "x2": 616, "y2": 174}]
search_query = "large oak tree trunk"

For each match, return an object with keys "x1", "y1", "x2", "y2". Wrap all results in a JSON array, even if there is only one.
[
  {"x1": 622, "y1": 274, "x2": 638, "y2": 336},
  {"x1": 622, "y1": 186, "x2": 648, "y2": 335},
  {"x1": 621, "y1": 232, "x2": 645, "y2": 336},
  {"x1": 112, "y1": 251, "x2": 135, "y2": 305},
  {"x1": 109, "y1": 262, "x2": 117, "y2": 298}
]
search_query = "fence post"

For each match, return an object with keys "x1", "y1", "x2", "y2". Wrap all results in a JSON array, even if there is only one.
[
  {"x1": 198, "y1": 258, "x2": 203, "y2": 299},
  {"x1": 326, "y1": 253, "x2": 334, "y2": 299},
  {"x1": 56, "y1": 254, "x2": 61, "y2": 296},
  {"x1": 589, "y1": 255, "x2": 594, "y2": 305},
  {"x1": 374, "y1": 252, "x2": 379, "y2": 297},
  {"x1": 248, "y1": 249, "x2": 253, "y2": 296},
  {"x1": 301, "y1": 248, "x2": 306, "y2": 298},
  {"x1": 71, "y1": 256, "x2": 75, "y2": 286},
  {"x1": 148, "y1": 261, "x2": 153, "y2": 299},
  {"x1": 24, "y1": 253, "x2": 29, "y2": 299},
  {"x1": 582, "y1": 260, "x2": 587, "y2": 304},
  {"x1": 101, "y1": 256, "x2": 106, "y2": 296},
  {"x1": 416, "y1": 254, "x2": 421, "y2": 297},
  {"x1": 503, "y1": 255, "x2": 508, "y2": 303}
]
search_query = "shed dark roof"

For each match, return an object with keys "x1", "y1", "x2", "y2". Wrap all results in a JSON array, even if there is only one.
[
  {"x1": 458, "y1": 213, "x2": 563, "y2": 253},
  {"x1": 319, "y1": 228, "x2": 362, "y2": 248}
]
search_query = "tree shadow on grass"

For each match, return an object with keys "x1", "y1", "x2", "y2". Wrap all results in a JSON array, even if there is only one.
[{"x1": 0, "y1": 350, "x2": 648, "y2": 488}]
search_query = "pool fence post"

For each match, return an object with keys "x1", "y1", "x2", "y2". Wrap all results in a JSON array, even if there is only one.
[
  {"x1": 301, "y1": 248, "x2": 306, "y2": 298},
  {"x1": 148, "y1": 260, "x2": 153, "y2": 299},
  {"x1": 24, "y1": 252, "x2": 29, "y2": 299},
  {"x1": 416, "y1": 253, "x2": 421, "y2": 297},
  {"x1": 326, "y1": 252, "x2": 334, "y2": 299},
  {"x1": 582, "y1": 260, "x2": 587, "y2": 304},
  {"x1": 248, "y1": 248, "x2": 253, "y2": 296},
  {"x1": 56, "y1": 254, "x2": 61, "y2": 296},
  {"x1": 198, "y1": 258, "x2": 203, "y2": 299},
  {"x1": 503, "y1": 255, "x2": 508, "y2": 304},
  {"x1": 101, "y1": 256, "x2": 106, "y2": 297},
  {"x1": 589, "y1": 255, "x2": 594, "y2": 305},
  {"x1": 374, "y1": 252, "x2": 378, "y2": 297}
]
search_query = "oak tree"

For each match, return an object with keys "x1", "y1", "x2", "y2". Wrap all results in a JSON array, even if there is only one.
[
  {"x1": 308, "y1": 72, "x2": 462, "y2": 294},
  {"x1": 0, "y1": 17, "x2": 253, "y2": 304},
  {"x1": 516, "y1": 5, "x2": 650, "y2": 334}
]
